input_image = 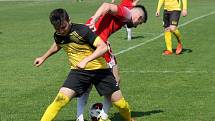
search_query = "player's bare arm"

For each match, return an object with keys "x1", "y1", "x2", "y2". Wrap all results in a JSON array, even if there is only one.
[
  {"x1": 34, "y1": 42, "x2": 61, "y2": 67},
  {"x1": 182, "y1": 0, "x2": 188, "y2": 17},
  {"x1": 155, "y1": 0, "x2": 164, "y2": 17},
  {"x1": 87, "y1": 2, "x2": 118, "y2": 31},
  {"x1": 132, "y1": 0, "x2": 140, "y2": 6},
  {"x1": 76, "y1": 38, "x2": 108, "y2": 69}
]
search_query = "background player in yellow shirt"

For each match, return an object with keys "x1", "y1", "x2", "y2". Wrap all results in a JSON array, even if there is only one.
[{"x1": 156, "y1": 0, "x2": 187, "y2": 55}]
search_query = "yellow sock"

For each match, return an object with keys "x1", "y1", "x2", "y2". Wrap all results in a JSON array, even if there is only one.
[
  {"x1": 40, "y1": 93, "x2": 70, "y2": 121},
  {"x1": 113, "y1": 98, "x2": 131, "y2": 121},
  {"x1": 173, "y1": 29, "x2": 182, "y2": 43},
  {"x1": 164, "y1": 31, "x2": 172, "y2": 52}
]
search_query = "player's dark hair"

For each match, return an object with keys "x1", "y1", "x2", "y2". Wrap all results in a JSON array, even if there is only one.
[
  {"x1": 135, "y1": 5, "x2": 148, "y2": 23},
  {"x1": 49, "y1": 8, "x2": 70, "y2": 28}
]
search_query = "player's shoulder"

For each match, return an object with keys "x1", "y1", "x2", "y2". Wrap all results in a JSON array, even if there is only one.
[
  {"x1": 72, "y1": 23, "x2": 91, "y2": 32},
  {"x1": 117, "y1": 5, "x2": 130, "y2": 15},
  {"x1": 72, "y1": 23, "x2": 93, "y2": 36}
]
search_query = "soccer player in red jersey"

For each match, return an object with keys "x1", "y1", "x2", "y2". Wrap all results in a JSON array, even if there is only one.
[
  {"x1": 119, "y1": 0, "x2": 139, "y2": 9},
  {"x1": 76, "y1": 2, "x2": 147, "y2": 121}
]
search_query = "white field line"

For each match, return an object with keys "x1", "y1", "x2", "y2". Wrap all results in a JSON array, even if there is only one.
[
  {"x1": 115, "y1": 11, "x2": 215, "y2": 55},
  {"x1": 121, "y1": 70, "x2": 215, "y2": 74}
]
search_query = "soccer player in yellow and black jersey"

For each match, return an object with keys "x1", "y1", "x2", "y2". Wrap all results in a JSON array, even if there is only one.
[
  {"x1": 34, "y1": 8, "x2": 134, "y2": 121},
  {"x1": 156, "y1": 0, "x2": 187, "y2": 55}
]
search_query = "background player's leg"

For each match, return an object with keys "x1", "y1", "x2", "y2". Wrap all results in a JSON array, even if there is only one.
[
  {"x1": 170, "y1": 26, "x2": 183, "y2": 54},
  {"x1": 126, "y1": 27, "x2": 132, "y2": 41},
  {"x1": 164, "y1": 28, "x2": 173, "y2": 55},
  {"x1": 100, "y1": 96, "x2": 112, "y2": 120}
]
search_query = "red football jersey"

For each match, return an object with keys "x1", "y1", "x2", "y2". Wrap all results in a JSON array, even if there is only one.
[{"x1": 119, "y1": 0, "x2": 134, "y2": 9}]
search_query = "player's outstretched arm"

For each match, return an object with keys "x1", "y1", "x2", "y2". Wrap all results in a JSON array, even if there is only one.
[
  {"x1": 93, "y1": 2, "x2": 118, "y2": 19},
  {"x1": 76, "y1": 38, "x2": 108, "y2": 69},
  {"x1": 34, "y1": 42, "x2": 61, "y2": 67},
  {"x1": 87, "y1": 2, "x2": 118, "y2": 31},
  {"x1": 132, "y1": 0, "x2": 140, "y2": 6}
]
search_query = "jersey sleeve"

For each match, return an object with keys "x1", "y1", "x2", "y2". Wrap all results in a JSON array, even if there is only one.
[
  {"x1": 81, "y1": 25, "x2": 98, "y2": 48},
  {"x1": 182, "y1": 0, "x2": 187, "y2": 10}
]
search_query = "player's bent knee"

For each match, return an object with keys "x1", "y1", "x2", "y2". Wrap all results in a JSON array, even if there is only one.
[
  {"x1": 111, "y1": 90, "x2": 123, "y2": 102},
  {"x1": 164, "y1": 28, "x2": 170, "y2": 32},
  {"x1": 54, "y1": 93, "x2": 70, "y2": 107},
  {"x1": 59, "y1": 87, "x2": 76, "y2": 98},
  {"x1": 169, "y1": 26, "x2": 177, "y2": 32}
]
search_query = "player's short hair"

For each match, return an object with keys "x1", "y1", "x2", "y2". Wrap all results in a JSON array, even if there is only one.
[
  {"x1": 49, "y1": 8, "x2": 70, "y2": 28},
  {"x1": 134, "y1": 5, "x2": 148, "y2": 23}
]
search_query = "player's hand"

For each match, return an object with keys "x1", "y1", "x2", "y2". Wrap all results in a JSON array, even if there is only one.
[
  {"x1": 34, "y1": 57, "x2": 45, "y2": 67},
  {"x1": 76, "y1": 58, "x2": 88, "y2": 69},
  {"x1": 86, "y1": 17, "x2": 97, "y2": 32},
  {"x1": 132, "y1": 0, "x2": 139, "y2": 6},
  {"x1": 155, "y1": 12, "x2": 160, "y2": 17},
  {"x1": 182, "y1": 9, "x2": 187, "y2": 17}
]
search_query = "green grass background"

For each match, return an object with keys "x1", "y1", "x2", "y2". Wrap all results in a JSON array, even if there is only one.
[{"x1": 0, "y1": 0, "x2": 215, "y2": 121}]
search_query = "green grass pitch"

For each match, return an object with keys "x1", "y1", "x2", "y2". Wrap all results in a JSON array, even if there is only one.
[{"x1": 0, "y1": 0, "x2": 215, "y2": 121}]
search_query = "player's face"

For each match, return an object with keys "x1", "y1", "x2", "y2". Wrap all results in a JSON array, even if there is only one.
[
  {"x1": 131, "y1": 9, "x2": 145, "y2": 27},
  {"x1": 55, "y1": 21, "x2": 70, "y2": 36},
  {"x1": 132, "y1": 15, "x2": 144, "y2": 27}
]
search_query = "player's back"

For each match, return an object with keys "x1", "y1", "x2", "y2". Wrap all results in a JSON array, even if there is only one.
[
  {"x1": 95, "y1": 14, "x2": 125, "y2": 41},
  {"x1": 119, "y1": 0, "x2": 134, "y2": 9},
  {"x1": 86, "y1": 5, "x2": 131, "y2": 41}
]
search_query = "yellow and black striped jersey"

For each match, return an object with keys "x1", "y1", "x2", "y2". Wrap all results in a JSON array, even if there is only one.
[
  {"x1": 54, "y1": 23, "x2": 108, "y2": 70},
  {"x1": 156, "y1": 0, "x2": 187, "y2": 11}
]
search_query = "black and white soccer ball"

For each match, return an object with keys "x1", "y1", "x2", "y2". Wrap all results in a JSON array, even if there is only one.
[{"x1": 89, "y1": 103, "x2": 103, "y2": 121}]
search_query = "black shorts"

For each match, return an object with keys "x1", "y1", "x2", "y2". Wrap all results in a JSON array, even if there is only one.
[
  {"x1": 62, "y1": 69, "x2": 120, "y2": 97},
  {"x1": 163, "y1": 10, "x2": 181, "y2": 28}
]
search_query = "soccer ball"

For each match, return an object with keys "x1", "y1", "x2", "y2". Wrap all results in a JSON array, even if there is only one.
[{"x1": 89, "y1": 103, "x2": 103, "y2": 121}]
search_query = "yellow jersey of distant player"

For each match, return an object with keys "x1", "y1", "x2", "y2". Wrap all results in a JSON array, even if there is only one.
[{"x1": 156, "y1": 0, "x2": 187, "y2": 11}]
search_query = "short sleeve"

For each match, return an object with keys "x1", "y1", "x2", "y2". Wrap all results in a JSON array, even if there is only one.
[{"x1": 81, "y1": 25, "x2": 98, "y2": 48}]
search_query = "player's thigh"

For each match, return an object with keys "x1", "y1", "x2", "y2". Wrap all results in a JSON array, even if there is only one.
[
  {"x1": 59, "y1": 87, "x2": 76, "y2": 99},
  {"x1": 93, "y1": 69, "x2": 120, "y2": 96},
  {"x1": 112, "y1": 65, "x2": 120, "y2": 83},
  {"x1": 169, "y1": 10, "x2": 181, "y2": 26},
  {"x1": 62, "y1": 69, "x2": 92, "y2": 97},
  {"x1": 169, "y1": 25, "x2": 177, "y2": 31},
  {"x1": 163, "y1": 10, "x2": 170, "y2": 28}
]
